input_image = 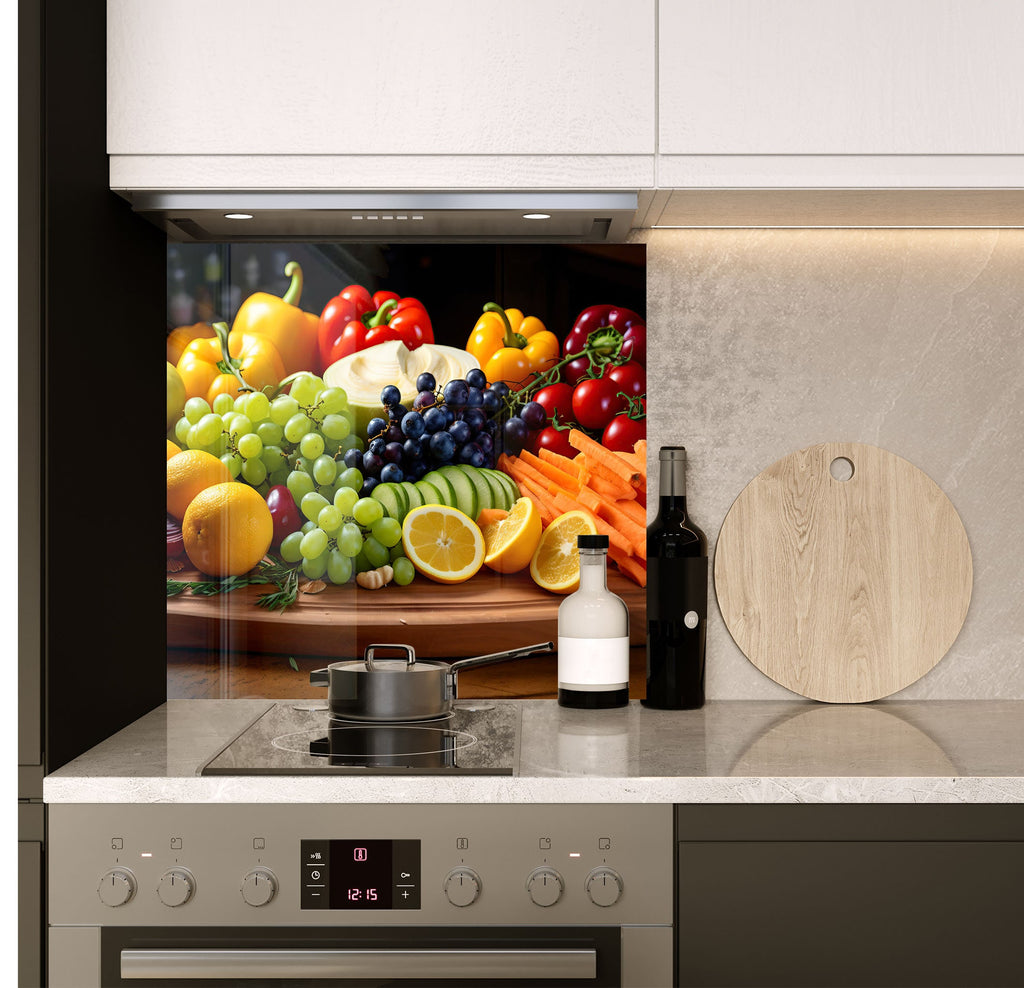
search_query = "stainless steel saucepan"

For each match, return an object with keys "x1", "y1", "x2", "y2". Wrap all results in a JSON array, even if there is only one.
[{"x1": 310, "y1": 641, "x2": 554, "y2": 722}]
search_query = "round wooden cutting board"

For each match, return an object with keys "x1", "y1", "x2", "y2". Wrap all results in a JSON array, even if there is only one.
[{"x1": 714, "y1": 442, "x2": 972, "y2": 703}]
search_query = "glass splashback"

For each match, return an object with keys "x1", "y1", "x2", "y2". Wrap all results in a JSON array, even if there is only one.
[{"x1": 165, "y1": 243, "x2": 647, "y2": 700}]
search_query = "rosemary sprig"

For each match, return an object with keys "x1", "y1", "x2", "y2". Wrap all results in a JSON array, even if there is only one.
[
  {"x1": 166, "y1": 557, "x2": 303, "y2": 611},
  {"x1": 255, "y1": 565, "x2": 300, "y2": 612},
  {"x1": 166, "y1": 573, "x2": 270, "y2": 598}
]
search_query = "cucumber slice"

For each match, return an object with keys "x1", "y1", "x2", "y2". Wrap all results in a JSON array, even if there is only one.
[
  {"x1": 484, "y1": 468, "x2": 519, "y2": 509},
  {"x1": 421, "y1": 471, "x2": 456, "y2": 507},
  {"x1": 479, "y1": 470, "x2": 508, "y2": 512},
  {"x1": 454, "y1": 465, "x2": 493, "y2": 519},
  {"x1": 371, "y1": 482, "x2": 407, "y2": 522},
  {"x1": 414, "y1": 479, "x2": 445, "y2": 507},
  {"x1": 436, "y1": 465, "x2": 478, "y2": 520},
  {"x1": 400, "y1": 482, "x2": 424, "y2": 514}
]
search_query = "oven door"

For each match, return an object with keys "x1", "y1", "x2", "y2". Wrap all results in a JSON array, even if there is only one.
[{"x1": 97, "y1": 926, "x2": 624, "y2": 987}]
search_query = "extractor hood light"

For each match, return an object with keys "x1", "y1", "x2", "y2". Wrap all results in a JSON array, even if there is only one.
[
  {"x1": 126, "y1": 192, "x2": 637, "y2": 241},
  {"x1": 223, "y1": 212, "x2": 253, "y2": 220}
]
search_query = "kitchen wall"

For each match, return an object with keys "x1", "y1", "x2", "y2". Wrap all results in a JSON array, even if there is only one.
[{"x1": 638, "y1": 228, "x2": 1024, "y2": 699}]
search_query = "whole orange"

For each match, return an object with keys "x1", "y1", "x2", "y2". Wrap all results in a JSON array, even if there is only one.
[
  {"x1": 167, "y1": 438, "x2": 182, "y2": 460},
  {"x1": 181, "y1": 482, "x2": 273, "y2": 577},
  {"x1": 167, "y1": 449, "x2": 232, "y2": 521}
]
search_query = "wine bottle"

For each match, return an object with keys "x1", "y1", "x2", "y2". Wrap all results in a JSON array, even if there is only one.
[
  {"x1": 557, "y1": 534, "x2": 630, "y2": 708},
  {"x1": 643, "y1": 447, "x2": 708, "y2": 709}
]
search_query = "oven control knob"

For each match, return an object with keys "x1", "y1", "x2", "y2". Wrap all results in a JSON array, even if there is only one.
[
  {"x1": 526, "y1": 867, "x2": 564, "y2": 907},
  {"x1": 157, "y1": 868, "x2": 196, "y2": 907},
  {"x1": 585, "y1": 867, "x2": 623, "y2": 907},
  {"x1": 443, "y1": 867, "x2": 481, "y2": 907},
  {"x1": 97, "y1": 868, "x2": 136, "y2": 907},
  {"x1": 241, "y1": 867, "x2": 278, "y2": 907}
]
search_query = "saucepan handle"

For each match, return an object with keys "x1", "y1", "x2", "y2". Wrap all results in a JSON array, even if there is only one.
[
  {"x1": 309, "y1": 668, "x2": 329, "y2": 687},
  {"x1": 448, "y1": 641, "x2": 554, "y2": 676}
]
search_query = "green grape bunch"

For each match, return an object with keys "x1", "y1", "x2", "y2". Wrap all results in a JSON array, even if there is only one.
[
  {"x1": 172, "y1": 373, "x2": 413, "y2": 588},
  {"x1": 174, "y1": 373, "x2": 364, "y2": 494}
]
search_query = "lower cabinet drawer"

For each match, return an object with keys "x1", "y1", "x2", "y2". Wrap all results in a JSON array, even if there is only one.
[{"x1": 676, "y1": 823, "x2": 1024, "y2": 987}]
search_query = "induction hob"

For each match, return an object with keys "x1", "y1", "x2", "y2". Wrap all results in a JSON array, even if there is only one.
[{"x1": 201, "y1": 701, "x2": 520, "y2": 775}]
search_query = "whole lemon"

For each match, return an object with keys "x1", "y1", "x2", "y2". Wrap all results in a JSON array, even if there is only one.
[
  {"x1": 167, "y1": 449, "x2": 232, "y2": 521},
  {"x1": 167, "y1": 361, "x2": 186, "y2": 431},
  {"x1": 182, "y1": 482, "x2": 273, "y2": 577}
]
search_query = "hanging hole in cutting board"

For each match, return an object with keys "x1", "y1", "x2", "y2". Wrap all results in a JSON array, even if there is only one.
[{"x1": 830, "y1": 456, "x2": 854, "y2": 482}]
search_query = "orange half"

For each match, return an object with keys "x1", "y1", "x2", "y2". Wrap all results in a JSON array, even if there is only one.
[{"x1": 529, "y1": 510, "x2": 599, "y2": 594}]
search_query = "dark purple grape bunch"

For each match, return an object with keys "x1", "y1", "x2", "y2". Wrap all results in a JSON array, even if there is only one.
[
  {"x1": 500, "y1": 399, "x2": 545, "y2": 456},
  {"x1": 354, "y1": 370, "x2": 505, "y2": 486}
]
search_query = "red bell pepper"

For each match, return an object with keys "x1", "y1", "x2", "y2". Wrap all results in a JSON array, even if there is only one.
[
  {"x1": 318, "y1": 287, "x2": 434, "y2": 368},
  {"x1": 562, "y1": 304, "x2": 646, "y2": 367}
]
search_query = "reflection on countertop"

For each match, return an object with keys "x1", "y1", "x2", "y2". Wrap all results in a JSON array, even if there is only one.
[{"x1": 43, "y1": 699, "x2": 1024, "y2": 805}]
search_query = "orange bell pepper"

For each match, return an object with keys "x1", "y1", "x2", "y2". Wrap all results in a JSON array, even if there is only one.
[
  {"x1": 166, "y1": 322, "x2": 216, "y2": 366},
  {"x1": 465, "y1": 303, "x2": 560, "y2": 387},
  {"x1": 230, "y1": 261, "x2": 321, "y2": 376},
  {"x1": 176, "y1": 322, "x2": 286, "y2": 404}
]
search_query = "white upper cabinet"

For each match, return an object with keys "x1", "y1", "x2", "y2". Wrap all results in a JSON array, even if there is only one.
[
  {"x1": 107, "y1": 0, "x2": 656, "y2": 189},
  {"x1": 108, "y1": 0, "x2": 1024, "y2": 197},
  {"x1": 657, "y1": 0, "x2": 1024, "y2": 188}
]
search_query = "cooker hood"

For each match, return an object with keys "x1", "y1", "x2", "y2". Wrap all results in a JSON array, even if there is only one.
[{"x1": 118, "y1": 191, "x2": 639, "y2": 243}]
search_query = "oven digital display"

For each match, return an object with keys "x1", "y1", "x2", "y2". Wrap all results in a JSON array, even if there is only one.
[{"x1": 301, "y1": 839, "x2": 420, "y2": 909}]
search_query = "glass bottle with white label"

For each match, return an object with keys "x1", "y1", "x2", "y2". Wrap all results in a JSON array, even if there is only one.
[
  {"x1": 642, "y1": 446, "x2": 708, "y2": 709},
  {"x1": 557, "y1": 534, "x2": 630, "y2": 708}
]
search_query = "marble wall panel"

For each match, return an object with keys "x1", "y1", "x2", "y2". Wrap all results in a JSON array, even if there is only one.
[{"x1": 637, "y1": 228, "x2": 1024, "y2": 699}]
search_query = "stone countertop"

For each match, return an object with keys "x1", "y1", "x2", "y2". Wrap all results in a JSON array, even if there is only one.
[{"x1": 43, "y1": 699, "x2": 1024, "y2": 804}]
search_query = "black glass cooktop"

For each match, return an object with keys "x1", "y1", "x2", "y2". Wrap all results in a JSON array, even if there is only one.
[{"x1": 201, "y1": 702, "x2": 520, "y2": 776}]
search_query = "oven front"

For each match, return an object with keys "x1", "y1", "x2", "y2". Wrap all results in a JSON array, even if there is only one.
[{"x1": 48, "y1": 803, "x2": 673, "y2": 987}]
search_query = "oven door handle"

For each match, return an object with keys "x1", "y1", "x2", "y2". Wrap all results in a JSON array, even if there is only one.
[{"x1": 121, "y1": 947, "x2": 598, "y2": 980}]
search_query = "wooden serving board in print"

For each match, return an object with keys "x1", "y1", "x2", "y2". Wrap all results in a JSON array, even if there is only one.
[
  {"x1": 167, "y1": 567, "x2": 646, "y2": 660},
  {"x1": 714, "y1": 442, "x2": 972, "y2": 703}
]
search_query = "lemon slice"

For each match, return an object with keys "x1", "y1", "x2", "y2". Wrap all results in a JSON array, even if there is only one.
[
  {"x1": 529, "y1": 510, "x2": 599, "y2": 594},
  {"x1": 401, "y1": 504, "x2": 486, "y2": 584},
  {"x1": 482, "y1": 497, "x2": 543, "y2": 574}
]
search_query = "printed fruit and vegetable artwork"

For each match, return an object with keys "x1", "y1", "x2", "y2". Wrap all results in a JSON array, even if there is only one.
[{"x1": 167, "y1": 270, "x2": 646, "y2": 614}]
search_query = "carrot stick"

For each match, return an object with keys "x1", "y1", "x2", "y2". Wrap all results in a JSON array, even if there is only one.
[
  {"x1": 503, "y1": 455, "x2": 552, "y2": 491},
  {"x1": 615, "y1": 498, "x2": 647, "y2": 527},
  {"x1": 618, "y1": 451, "x2": 648, "y2": 482},
  {"x1": 568, "y1": 429, "x2": 639, "y2": 483},
  {"x1": 575, "y1": 486, "x2": 603, "y2": 515},
  {"x1": 503, "y1": 457, "x2": 579, "y2": 510},
  {"x1": 518, "y1": 449, "x2": 580, "y2": 493},
  {"x1": 515, "y1": 476, "x2": 557, "y2": 525},
  {"x1": 596, "y1": 501, "x2": 647, "y2": 553},
  {"x1": 576, "y1": 488, "x2": 647, "y2": 553},
  {"x1": 610, "y1": 551, "x2": 647, "y2": 587},
  {"x1": 583, "y1": 468, "x2": 636, "y2": 502},
  {"x1": 537, "y1": 447, "x2": 580, "y2": 476}
]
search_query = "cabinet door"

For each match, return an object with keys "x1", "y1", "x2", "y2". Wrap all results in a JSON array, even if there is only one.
[
  {"x1": 108, "y1": 0, "x2": 655, "y2": 157},
  {"x1": 676, "y1": 840, "x2": 1024, "y2": 987},
  {"x1": 659, "y1": 0, "x2": 1024, "y2": 156}
]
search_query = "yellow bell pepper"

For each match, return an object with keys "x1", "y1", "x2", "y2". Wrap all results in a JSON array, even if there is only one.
[
  {"x1": 230, "y1": 261, "x2": 321, "y2": 376},
  {"x1": 166, "y1": 322, "x2": 216, "y2": 366},
  {"x1": 176, "y1": 322, "x2": 286, "y2": 405},
  {"x1": 466, "y1": 303, "x2": 560, "y2": 387}
]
